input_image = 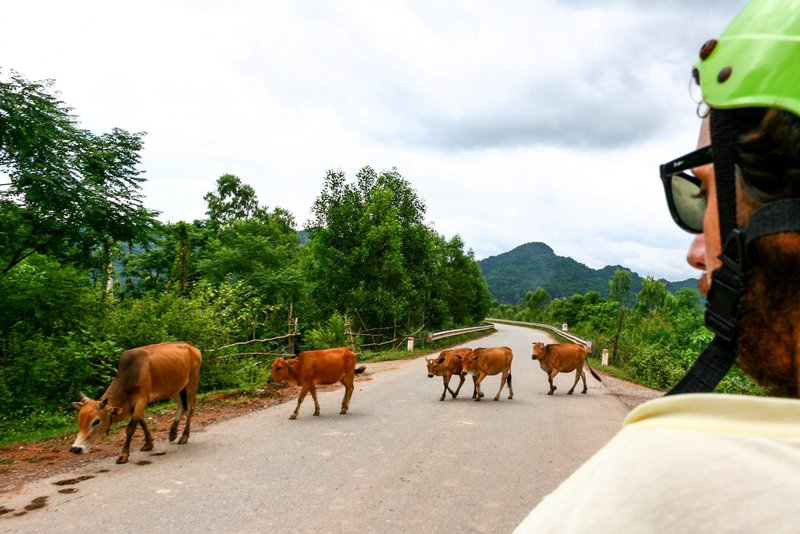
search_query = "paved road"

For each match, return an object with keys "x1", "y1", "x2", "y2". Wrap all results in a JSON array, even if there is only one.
[{"x1": 1, "y1": 324, "x2": 631, "y2": 533}]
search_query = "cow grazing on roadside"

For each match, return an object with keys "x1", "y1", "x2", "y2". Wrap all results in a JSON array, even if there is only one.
[
  {"x1": 531, "y1": 341, "x2": 601, "y2": 395},
  {"x1": 269, "y1": 347, "x2": 366, "y2": 419},
  {"x1": 461, "y1": 347, "x2": 514, "y2": 401},
  {"x1": 71, "y1": 342, "x2": 202, "y2": 464},
  {"x1": 425, "y1": 348, "x2": 472, "y2": 401}
]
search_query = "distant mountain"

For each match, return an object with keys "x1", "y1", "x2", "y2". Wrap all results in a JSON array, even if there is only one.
[{"x1": 478, "y1": 242, "x2": 697, "y2": 305}]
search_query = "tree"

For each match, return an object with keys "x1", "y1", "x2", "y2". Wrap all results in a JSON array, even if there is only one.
[
  {"x1": 307, "y1": 166, "x2": 489, "y2": 331},
  {"x1": 0, "y1": 70, "x2": 156, "y2": 275},
  {"x1": 523, "y1": 287, "x2": 551, "y2": 321},
  {"x1": 608, "y1": 268, "x2": 632, "y2": 363},
  {"x1": 203, "y1": 174, "x2": 267, "y2": 227}
]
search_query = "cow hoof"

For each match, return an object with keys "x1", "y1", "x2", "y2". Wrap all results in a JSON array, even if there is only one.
[
  {"x1": 168, "y1": 431, "x2": 178, "y2": 442},
  {"x1": 439, "y1": 397, "x2": 445, "y2": 402},
  {"x1": 314, "y1": 412, "x2": 321, "y2": 416},
  {"x1": 508, "y1": 395, "x2": 513, "y2": 400},
  {"x1": 289, "y1": 414, "x2": 297, "y2": 420},
  {"x1": 178, "y1": 436, "x2": 189, "y2": 445},
  {"x1": 568, "y1": 391, "x2": 574, "y2": 395},
  {"x1": 547, "y1": 391, "x2": 554, "y2": 395},
  {"x1": 141, "y1": 443, "x2": 154, "y2": 452},
  {"x1": 474, "y1": 397, "x2": 481, "y2": 402},
  {"x1": 582, "y1": 390, "x2": 588, "y2": 394},
  {"x1": 493, "y1": 397, "x2": 499, "y2": 401},
  {"x1": 339, "y1": 410, "x2": 347, "y2": 415},
  {"x1": 116, "y1": 456, "x2": 129, "y2": 464}
]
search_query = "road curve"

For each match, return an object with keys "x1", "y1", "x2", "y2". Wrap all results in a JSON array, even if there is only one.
[{"x1": 1, "y1": 324, "x2": 632, "y2": 533}]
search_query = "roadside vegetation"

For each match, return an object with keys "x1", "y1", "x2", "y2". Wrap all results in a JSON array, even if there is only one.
[{"x1": 489, "y1": 269, "x2": 765, "y2": 396}]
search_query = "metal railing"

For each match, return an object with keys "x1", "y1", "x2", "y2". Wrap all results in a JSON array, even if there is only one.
[
  {"x1": 484, "y1": 318, "x2": 594, "y2": 352},
  {"x1": 426, "y1": 323, "x2": 495, "y2": 343}
]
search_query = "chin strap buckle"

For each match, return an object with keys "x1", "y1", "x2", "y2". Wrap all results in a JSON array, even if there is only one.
[{"x1": 704, "y1": 228, "x2": 747, "y2": 343}]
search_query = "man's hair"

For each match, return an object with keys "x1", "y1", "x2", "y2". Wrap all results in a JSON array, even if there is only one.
[{"x1": 737, "y1": 108, "x2": 800, "y2": 203}]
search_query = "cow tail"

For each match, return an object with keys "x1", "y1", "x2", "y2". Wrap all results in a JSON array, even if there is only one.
[
  {"x1": 179, "y1": 388, "x2": 189, "y2": 411},
  {"x1": 587, "y1": 365, "x2": 602, "y2": 382},
  {"x1": 355, "y1": 365, "x2": 367, "y2": 374},
  {"x1": 506, "y1": 373, "x2": 512, "y2": 386}
]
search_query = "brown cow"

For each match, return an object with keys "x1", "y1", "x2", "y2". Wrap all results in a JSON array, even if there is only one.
[
  {"x1": 425, "y1": 348, "x2": 472, "y2": 401},
  {"x1": 71, "y1": 342, "x2": 202, "y2": 464},
  {"x1": 269, "y1": 347, "x2": 366, "y2": 419},
  {"x1": 461, "y1": 347, "x2": 514, "y2": 401},
  {"x1": 531, "y1": 341, "x2": 601, "y2": 395}
]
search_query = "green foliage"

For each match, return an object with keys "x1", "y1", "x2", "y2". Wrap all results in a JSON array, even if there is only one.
[
  {"x1": 0, "y1": 70, "x2": 157, "y2": 275},
  {"x1": 307, "y1": 166, "x2": 490, "y2": 331},
  {"x1": 302, "y1": 313, "x2": 351, "y2": 350}
]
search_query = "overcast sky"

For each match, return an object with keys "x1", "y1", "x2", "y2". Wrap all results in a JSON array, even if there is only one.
[{"x1": 2, "y1": 0, "x2": 748, "y2": 282}]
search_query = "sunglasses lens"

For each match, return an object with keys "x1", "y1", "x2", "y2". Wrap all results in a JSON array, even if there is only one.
[{"x1": 670, "y1": 174, "x2": 705, "y2": 232}]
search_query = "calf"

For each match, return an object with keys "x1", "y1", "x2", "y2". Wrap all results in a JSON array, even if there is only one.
[
  {"x1": 531, "y1": 341, "x2": 601, "y2": 395},
  {"x1": 71, "y1": 342, "x2": 202, "y2": 464},
  {"x1": 425, "y1": 348, "x2": 471, "y2": 401},
  {"x1": 461, "y1": 347, "x2": 514, "y2": 401},
  {"x1": 270, "y1": 347, "x2": 366, "y2": 419}
]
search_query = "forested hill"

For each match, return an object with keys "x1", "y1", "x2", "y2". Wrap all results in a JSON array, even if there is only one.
[{"x1": 478, "y1": 242, "x2": 697, "y2": 305}]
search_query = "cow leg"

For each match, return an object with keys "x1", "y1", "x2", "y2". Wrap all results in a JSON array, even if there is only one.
[
  {"x1": 494, "y1": 371, "x2": 508, "y2": 401},
  {"x1": 567, "y1": 369, "x2": 581, "y2": 395},
  {"x1": 138, "y1": 418, "x2": 154, "y2": 451},
  {"x1": 169, "y1": 391, "x2": 185, "y2": 442},
  {"x1": 439, "y1": 375, "x2": 449, "y2": 402},
  {"x1": 309, "y1": 385, "x2": 321, "y2": 416},
  {"x1": 340, "y1": 376, "x2": 355, "y2": 414},
  {"x1": 548, "y1": 370, "x2": 558, "y2": 395},
  {"x1": 118, "y1": 418, "x2": 137, "y2": 464},
  {"x1": 474, "y1": 373, "x2": 487, "y2": 401},
  {"x1": 444, "y1": 372, "x2": 459, "y2": 398},
  {"x1": 453, "y1": 373, "x2": 465, "y2": 399},
  {"x1": 178, "y1": 387, "x2": 196, "y2": 445},
  {"x1": 178, "y1": 359, "x2": 201, "y2": 444},
  {"x1": 581, "y1": 370, "x2": 589, "y2": 394},
  {"x1": 470, "y1": 375, "x2": 478, "y2": 398},
  {"x1": 291, "y1": 386, "x2": 311, "y2": 419}
]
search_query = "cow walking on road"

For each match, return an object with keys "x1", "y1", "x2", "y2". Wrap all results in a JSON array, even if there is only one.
[
  {"x1": 270, "y1": 347, "x2": 366, "y2": 419},
  {"x1": 71, "y1": 342, "x2": 203, "y2": 464},
  {"x1": 461, "y1": 347, "x2": 514, "y2": 401},
  {"x1": 425, "y1": 348, "x2": 471, "y2": 401},
  {"x1": 531, "y1": 341, "x2": 601, "y2": 395}
]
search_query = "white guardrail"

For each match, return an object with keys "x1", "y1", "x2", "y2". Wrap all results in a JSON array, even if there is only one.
[
  {"x1": 426, "y1": 319, "x2": 594, "y2": 353},
  {"x1": 483, "y1": 318, "x2": 595, "y2": 352},
  {"x1": 426, "y1": 323, "x2": 495, "y2": 343}
]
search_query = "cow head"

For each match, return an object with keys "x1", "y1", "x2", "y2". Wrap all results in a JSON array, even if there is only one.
[
  {"x1": 425, "y1": 356, "x2": 448, "y2": 377},
  {"x1": 531, "y1": 342, "x2": 547, "y2": 361},
  {"x1": 70, "y1": 393, "x2": 122, "y2": 455},
  {"x1": 460, "y1": 350, "x2": 478, "y2": 376},
  {"x1": 269, "y1": 358, "x2": 299, "y2": 386}
]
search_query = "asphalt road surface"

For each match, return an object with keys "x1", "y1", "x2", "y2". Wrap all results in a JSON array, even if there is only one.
[{"x1": 1, "y1": 324, "x2": 632, "y2": 533}]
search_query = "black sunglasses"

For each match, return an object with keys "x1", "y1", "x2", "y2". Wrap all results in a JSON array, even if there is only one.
[{"x1": 659, "y1": 146, "x2": 712, "y2": 234}]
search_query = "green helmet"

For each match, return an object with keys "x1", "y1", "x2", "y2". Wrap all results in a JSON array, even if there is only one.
[{"x1": 696, "y1": 0, "x2": 800, "y2": 116}]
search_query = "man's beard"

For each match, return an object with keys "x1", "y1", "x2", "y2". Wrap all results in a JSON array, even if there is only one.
[{"x1": 735, "y1": 237, "x2": 800, "y2": 398}]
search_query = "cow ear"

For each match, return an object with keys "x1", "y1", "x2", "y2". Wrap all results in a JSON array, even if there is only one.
[
  {"x1": 437, "y1": 357, "x2": 445, "y2": 364},
  {"x1": 109, "y1": 407, "x2": 123, "y2": 416},
  {"x1": 72, "y1": 402, "x2": 84, "y2": 410}
]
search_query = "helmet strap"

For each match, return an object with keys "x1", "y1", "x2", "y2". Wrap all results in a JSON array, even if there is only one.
[{"x1": 668, "y1": 109, "x2": 745, "y2": 395}]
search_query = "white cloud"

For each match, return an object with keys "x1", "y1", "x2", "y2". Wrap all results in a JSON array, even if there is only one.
[{"x1": 1, "y1": 0, "x2": 748, "y2": 283}]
